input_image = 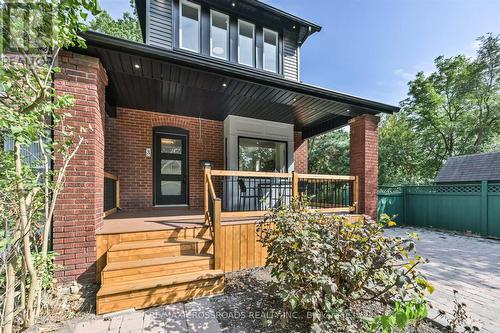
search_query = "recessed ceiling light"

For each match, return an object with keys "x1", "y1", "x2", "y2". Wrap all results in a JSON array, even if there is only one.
[
  {"x1": 134, "y1": 64, "x2": 140, "y2": 69},
  {"x1": 231, "y1": 2, "x2": 235, "y2": 6},
  {"x1": 222, "y1": 83, "x2": 227, "y2": 87}
]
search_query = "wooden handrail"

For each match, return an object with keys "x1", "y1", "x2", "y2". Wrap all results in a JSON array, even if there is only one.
[
  {"x1": 207, "y1": 174, "x2": 217, "y2": 199},
  {"x1": 103, "y1": 172, "x2": 120, "y2": 217},
  {"x1": 296, "y1": 173, "x2": 355, "y2": 181},
  {"x1": 210, "y1": 169, "x2": 292, "y2": 178},
  {"x1": 203, "y1": 167, "x2": 222, "y2": 270},
  {"x1": 104, "y1": 171, "x2": 118, "y2": 180}
]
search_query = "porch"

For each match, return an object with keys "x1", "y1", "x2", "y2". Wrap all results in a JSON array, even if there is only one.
[
  {"x1": 52, "y1": 40, "x2": 394, "y2": 302},
  {"x1": 95, "y1": 169, "x2": 361, "y2": 314}
]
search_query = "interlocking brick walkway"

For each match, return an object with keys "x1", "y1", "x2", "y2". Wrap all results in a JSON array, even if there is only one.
[
  {"x1": 66, "y1": 299, "x2": 221, "y2": 333},
  {"x1": 385, "y1": 227, "x2": 500, "y2": 332}
]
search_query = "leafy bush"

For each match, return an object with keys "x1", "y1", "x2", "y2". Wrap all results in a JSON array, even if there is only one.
[
  {"x1": 258, "y1": 201, "x2": 433, "y2": 332},
  {"x1": 367, "y1": 297, "x2": 428, "y2": 332}
]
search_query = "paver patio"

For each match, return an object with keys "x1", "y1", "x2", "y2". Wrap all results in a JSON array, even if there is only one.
[
  {"x1": 385, "y1": 227, "x2": 500, "y2": 332},
  {"x1": 64, "y1": 227, "x2": 500, "y2": 332}
]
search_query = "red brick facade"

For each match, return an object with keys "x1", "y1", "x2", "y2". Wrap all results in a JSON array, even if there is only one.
[
  {"x1": 50, "y1": 52, "x2": 379, "y2": 283},
  {"x1": 105, "y1": 108, "x2": 224, "y2": 209},
  {"x1": 349, "y1": 114, "x2": 380, "y2": 219},
  {"x1": 53, "y1": 51, "x2": 107, "y2": 283},
  {"x1": 294, "y1": 131, "x2": 308, "y2": 173}
]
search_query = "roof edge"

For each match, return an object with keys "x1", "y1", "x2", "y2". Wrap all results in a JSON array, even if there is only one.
[
  {"x1": 78, "y1": 31, "x2": 400, "y2": 114},
  {"x1": 245, "y1": 0, "x2": 322, "y2": 33}
]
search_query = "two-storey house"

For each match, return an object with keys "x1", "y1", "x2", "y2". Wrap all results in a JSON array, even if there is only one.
[{"x1": 51, "y1": 0, "x2": 399, "y2": 313}]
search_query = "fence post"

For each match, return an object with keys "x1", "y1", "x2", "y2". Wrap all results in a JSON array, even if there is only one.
[
  {"x1": 402, "y1": 185, "x2": 407, "y2": 226},
  {"x1": 353, "y1": 176, "x2": 359, "y2": 213},
  {"x1": 213, "y1": 198, "x2": 222, "y2": 270},
  {"x1": 292, "y1": 171, "x2": 299, "y2": 199},
  {"x1": 480, "y1": 180, "x2": 488, "y2": 236},
  {"x1": 203, "y1": 166, "x2": 211, "y2": 224}
]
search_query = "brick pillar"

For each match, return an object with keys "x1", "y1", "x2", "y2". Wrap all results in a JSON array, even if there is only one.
[
  {"x1": 294, "y1": 131, "x2": 308, "y2": 173},
  {"x1": 53, "y1": 51, "x2": 108, "y2": 283},
  {"x1": 349, "y1": 114, "x2": 379, "y2": 218}
]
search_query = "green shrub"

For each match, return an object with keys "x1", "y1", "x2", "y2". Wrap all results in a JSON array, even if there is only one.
[{"x1": 258, "y1": 201, "x2": 432, "y2": 332}]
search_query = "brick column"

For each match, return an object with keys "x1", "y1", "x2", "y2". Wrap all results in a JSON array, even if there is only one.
[
  {"x1": 53, "y1": 51, "x2": 108, "y2": 283},
  {"x1": 349, "y1": 114, "x2": 379, "y2": 218},
  {"x1": 294, "y1": 131, "x2": 308, "y2": 173}
]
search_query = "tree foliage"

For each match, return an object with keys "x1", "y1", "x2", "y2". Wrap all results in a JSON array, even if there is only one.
[
  {"x1": 0, "y1": 1, "x2": 99, "y2": 332},
  {"x1": 380, "y1": 33, "x2": 500, "y2": 184},
  {"x1": 89, "y1": 0, "x2": 142, "y2": 43},
  {"x1": 308, "y1": 129, "x2": 350, "y2": 175}
]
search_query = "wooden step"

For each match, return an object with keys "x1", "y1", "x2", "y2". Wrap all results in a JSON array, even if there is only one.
[
  {"x1": 107, "y1": 238, "x2": 213, "y2": 262},
  {"x1": 96, "y1": 270, "x2": 224, "y2": 315},
  {"x1": 114, "y1": 226, "x2": 212, "y2": 242},
  {"x1": 101, "y1": 254, "x2": 214, "y2": 284}
]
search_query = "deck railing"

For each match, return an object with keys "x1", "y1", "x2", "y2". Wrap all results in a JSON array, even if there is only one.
[
  {"x1": 203, "y1": 168, "x2": 358, "y2": 270},
  {"x1": 103, "y1": 172, "x2": 120, "y2": 217},
  {"x1": 296, "y1": 174, "x2": 358, "y2": 212},
  {"x1": 204, "y1": 169, "x2": 358, "y2": 217}
]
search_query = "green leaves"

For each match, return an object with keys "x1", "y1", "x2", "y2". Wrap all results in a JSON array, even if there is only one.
[
  {"x1": 89, "y1": 1, "x2": 142, "y2": 43},
  {"x1": 380, "y1": 33, "x2": 500, "y2": 185},
  {"x1": 258, "y1": 199, "x2": 431, "y2": 332},
  {"x1": 368, "y1": 298, "x2": 428, "y2": 333},
  {"x1": 308, "y1": 129, "x2": 350, "y2": 175}
]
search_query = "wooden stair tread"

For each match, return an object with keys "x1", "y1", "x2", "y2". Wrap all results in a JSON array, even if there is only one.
[
  {"x1": 108, "y1": 238, "x2": 212, "y2": 252},
  {"x1": 97, "y1": 269, "x2": 224, "y2": 296},
  {"x1": 103, "y1": 254, "x2": 213, "y2": 272}
]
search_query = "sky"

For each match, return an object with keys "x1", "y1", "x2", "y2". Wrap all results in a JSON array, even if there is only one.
[{"x1": 100, "y1": 0, "x2": 500, "y2": 106}]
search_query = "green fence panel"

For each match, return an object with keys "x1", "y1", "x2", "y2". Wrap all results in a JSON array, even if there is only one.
[
  {"x1": 487, "y1": 183, "x2": 500, "y2": 238},
  {"x1": 378, "y1": 182, "x2": 500, "y2": 238},
  {"x1": 378, "y1": 186, "x2": 404, "y2": 223}
]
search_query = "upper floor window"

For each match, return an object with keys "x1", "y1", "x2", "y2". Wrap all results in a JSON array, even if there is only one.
[
  {"x1": 210, "y1": 10, "x2": 229, "y2": 60},
  {"x1": 263, "y1": 28, "x2": 278, "y2": 73},
  {"x1": 238, "y1": 19, "x2": 255, "y2": 67},
  {"x1": 179, "y1": 0, "x2": 200, "y2": 52}
]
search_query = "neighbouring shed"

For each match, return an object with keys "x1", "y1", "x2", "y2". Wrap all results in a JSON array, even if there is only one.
[{"x1": 435, "y1": 151, "x2": 500, "y2": 183}]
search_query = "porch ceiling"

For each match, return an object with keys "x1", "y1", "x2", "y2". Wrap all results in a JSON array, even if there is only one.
[{"x1": 75, "y1": 32, "x2": 399, "y2": 138}]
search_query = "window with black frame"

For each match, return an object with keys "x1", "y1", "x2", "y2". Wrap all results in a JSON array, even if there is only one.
[{"x1": 238, "y1": 137, "x2": 287, "y2": 172}]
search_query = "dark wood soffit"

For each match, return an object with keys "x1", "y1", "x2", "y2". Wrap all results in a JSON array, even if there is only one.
[
  {"x1": 74, "y1": 35, "x2": 398, "y2": 136},
  {"x1": 94, "y1": 47, "x2": 359, "y2": 129}
]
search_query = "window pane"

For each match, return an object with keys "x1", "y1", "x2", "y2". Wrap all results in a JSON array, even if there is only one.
[
  {"x1": 263, "y1": 29, "x2": 277, "y2": 72},
  {"x1": 238, "y1": 21, "x2": 254, "y2": 66},
  {"x1": 211, "y1": 11, "x2": 228, "y2": 59},
  {"x1": 180, "y1": 2, "x2": 199, "y2": 52},
  {"x1": 161, "y1": 181, "x2": 182, "y2": 195},
  {"x1": 161, "y1": 138, "x2": 182, "y2": 154},
  {"x1": 161, "y1": 160, "x2": 182, "y2": 175},
  {"x1": 239, "y1": 138, "x2": 287, "y2": 172}
]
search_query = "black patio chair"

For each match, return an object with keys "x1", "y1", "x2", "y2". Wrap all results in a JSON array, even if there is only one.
[{"x1": 237, "y1": 178, "x2": 261, "y2": 211}]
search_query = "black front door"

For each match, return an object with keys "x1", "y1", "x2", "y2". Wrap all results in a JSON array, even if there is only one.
[{"x1": 154, "y1": 132, "x2": 188, "y2": 205}]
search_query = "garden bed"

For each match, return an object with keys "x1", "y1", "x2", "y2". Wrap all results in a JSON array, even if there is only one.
[{"x1": 211, "y1": 268, "x2": 443, "y2": 333}]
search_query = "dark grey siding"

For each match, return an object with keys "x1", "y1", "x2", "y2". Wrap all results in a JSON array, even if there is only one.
[
  {"x1": 283, "y1": 30, "x2": 299, "y2": 81},
  {"x1": 148, "y1": 0, "x2": 173, "y2": 49}
]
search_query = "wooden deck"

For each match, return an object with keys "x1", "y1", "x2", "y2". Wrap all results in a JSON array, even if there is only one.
[
  {"x1": 95, "y1": 206, "x2": 362, "y2": 314},
  {"x1": 98, "y1": 208, "x2": 264, "y2": 235}
]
